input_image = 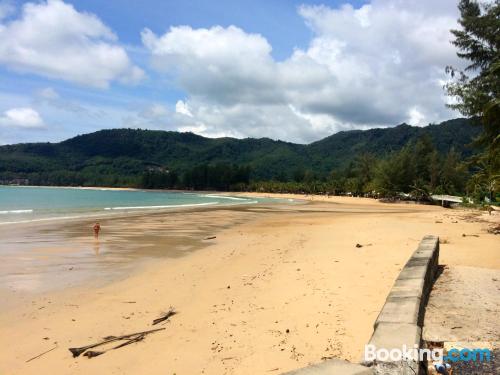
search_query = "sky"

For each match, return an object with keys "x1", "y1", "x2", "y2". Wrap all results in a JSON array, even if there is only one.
[{"x1": 0, "y1": 0, "x2": 465, "y2": 145}]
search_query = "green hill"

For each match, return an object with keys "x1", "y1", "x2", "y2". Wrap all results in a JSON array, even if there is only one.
[{"x1": 0, "y1": 118, "x2": 480, "y2": 188}]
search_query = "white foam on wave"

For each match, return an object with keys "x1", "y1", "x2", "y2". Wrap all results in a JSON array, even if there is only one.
[
  {"x1": 0, "y1": 214, "x2": 91, "y2": 225},
  {"x1": 203, "y1": 194, "x2": 249, "y2": 201},
  {"x1": 0, "y1": 209, "x2": 33, "y2": 214},
  {"x1": 0, "y1": 202, "x2": 219, "y2": 225},
  {"x1": 104, "y1": 202, "x2": 218, "y2": 210},
  {"x1": 238, "y1": 200, "x2": 258, "y2": 204}
]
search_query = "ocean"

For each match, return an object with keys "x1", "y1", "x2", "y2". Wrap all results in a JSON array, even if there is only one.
[{"x1": 0, "y1": 186, "x2": 265, "y2": 224}]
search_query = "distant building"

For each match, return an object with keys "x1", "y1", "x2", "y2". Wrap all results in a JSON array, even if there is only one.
[
  {"x1": 0, "y1": 178, "x2": 30, "y2": 185},
  {"x1": 431, "y1": 194, "x2": 463, "y2": 207}
]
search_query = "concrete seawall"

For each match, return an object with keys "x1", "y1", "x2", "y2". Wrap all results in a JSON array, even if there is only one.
[
  {"x1": 283, "y1": 235, "x2": 440, "y2": 375},
  {"x1": 363, "y1": 235, "x2": 439, "y2": 374}
]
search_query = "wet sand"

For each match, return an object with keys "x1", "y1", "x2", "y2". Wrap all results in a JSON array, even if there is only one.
[
  {"x1": 0, "y1": 205, "x2": 270, "y2": 302},
  {"x1": 0, "y1": 195, "x2": 498, "y2": 374}
]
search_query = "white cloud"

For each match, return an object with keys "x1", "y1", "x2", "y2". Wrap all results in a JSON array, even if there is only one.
[
  {"x1": 0, "y1": 107, "x2": 44, "y2": 128},
  {"x1": 34, "y1": 87, "x2": 106, "y2": 118},
  {"x1": 143, "y1": 103, "x2": 169, "y2": 119},
  {"x1": 0, "y1": 0, "x2": 144, "y2": 88},
  {"x1": 143, "y1": 0, "x2": 462, "y2": 142},
  {"x1": 123, "y1": 103, "x2": 172, "y2": 129},
  {"x1": 175, "y1": 100, "x2": 193, "y2": 117},
  {"x1": 142, "y1": 25, "x2": 277, "y2": 106},
  {"x1": 37, "y1": 87, "x2": 59, "y2": 100},
  {"x1": 407, "y1": 107, "x2": 426, "y2": 126}
]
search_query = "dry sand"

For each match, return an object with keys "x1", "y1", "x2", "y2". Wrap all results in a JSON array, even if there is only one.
[{"x1": 0, "y1": 195, "x2": 498, "y2": 375}]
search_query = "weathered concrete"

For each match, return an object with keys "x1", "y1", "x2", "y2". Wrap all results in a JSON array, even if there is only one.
[
  {"x1": 387, "y1": 277, "x2": 425, "y2": 299},
  {"x1": 282, "y1": 359, "x2": 373, "y2": 375},
  {"x1": 363, "y1": 235, "x2": 439, "y2": 375},
  {"x1": 374, "y1": 296, "x2": 422, "y2": 327},
  {"x1": 396, "y1": 265, "x2": 428, "y2": 282},
  {"x1": 364, "y1": 323, "x2": 421, "y2": 375},
  {"x1": 368, "y1": 323, "x2": 421, "y2": 351}
]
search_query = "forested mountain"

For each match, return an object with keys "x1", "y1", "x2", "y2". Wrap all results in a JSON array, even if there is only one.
[{"x1": 0, "y1": 118, "x2": 480, "y2": 193}]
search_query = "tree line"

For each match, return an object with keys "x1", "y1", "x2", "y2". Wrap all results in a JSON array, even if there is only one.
[
  {"x1": 140, "y1": 164, "x2": 251, "y2": 191},
  {"x1": 135, "y1": 134, "x2": 478, "y2": 201}
]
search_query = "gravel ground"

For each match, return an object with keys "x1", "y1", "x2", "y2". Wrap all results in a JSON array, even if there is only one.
[{"x1": 450, "y1": 349, "x2": 499, "y2": 374}]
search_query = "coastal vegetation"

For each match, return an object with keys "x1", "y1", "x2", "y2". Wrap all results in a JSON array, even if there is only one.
[
  {"x1": 0, "y1": 118, "x2": 489, "y2": 201},
  {"x1": 445, "y1": 0, "x2": 499, "y2": 203}
]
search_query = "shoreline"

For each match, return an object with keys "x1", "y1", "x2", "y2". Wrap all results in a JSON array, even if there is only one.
[
  {"x1": 0, "y1": 196, "x2": 498, "y2": 374},
  {"x1": 0, "y1": 202, "x2": 278, "y2": 303},
  {"x1": 1, "y1": 185, "x2": 140, "y2": 191},
  {"x1": 0, "y1": 189, "x2": 279, "y2": 227}
]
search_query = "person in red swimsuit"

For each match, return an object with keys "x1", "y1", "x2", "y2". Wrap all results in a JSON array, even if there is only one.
[{"x1": 93, "y1": 222, "x2": 101, "y2": 239}]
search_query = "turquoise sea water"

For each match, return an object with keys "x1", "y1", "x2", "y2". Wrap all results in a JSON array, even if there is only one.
[{"x1": 0, "y1": 186, "x2": 266, "y2": 224}]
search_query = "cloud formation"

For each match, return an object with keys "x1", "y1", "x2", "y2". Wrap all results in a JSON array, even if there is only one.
[
  {"x1": 0, "y1": 107, "x2": 44, "y2": 128},
  {"x1": 34, "y1": 87, "x2": 106, "y2": 119},
  {"x1": 0, "y1": 0, "x2": 144, "y2": 88},
  {"x1": 143, "y1": 0, "x2": 462, "y2": 142}
]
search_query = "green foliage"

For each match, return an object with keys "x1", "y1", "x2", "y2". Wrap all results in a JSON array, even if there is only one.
[
  {"x1": 0, "y1": 119, "x2": 480, "y2": 195},
  {"x1": 446, "y1": 0, "x2": 499, "y2": 122},
  {"x1": 181, "y1": 164, "x2": 250, "y2": 190},
  {"x1": 445, "y1": 0, "x2": 499, "y2": 201}
]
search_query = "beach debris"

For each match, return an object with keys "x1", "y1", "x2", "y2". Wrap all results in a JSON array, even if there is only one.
[
  {"x1": 68, "y1": 328, "x2": 165, "y2": 358},
  {"x1": 26, "y1": 345, "x2": 58, "y2": 363},
  {"x1": 487, "y1": 224, "x2": 500, "y2": 235},
  {"x1": 462, "y1": 233, "x2": 480, "y2": 237},
  {"x1": 204, "y1": 236, "x2": 217, "y2": 240},
  {"x1": 82, "y1": 350, "x2": 104, "y2": 358},
  {"x1": 435, "y1": 220, "x2": 443, "y2": 223},
  {"x1": 355, "y1": 243, "x2": 372, "y2": 248},
  {"x1": 152, "y1": 307, "x2": 177, "y2": 325},
  {"x1": 83, "y1": 333, "x2": 148, "y2": 358}
]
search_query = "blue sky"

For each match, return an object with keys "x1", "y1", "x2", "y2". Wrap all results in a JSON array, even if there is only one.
[{"x1": 0, "y1": 0, "x2": 462, "y2": 144}]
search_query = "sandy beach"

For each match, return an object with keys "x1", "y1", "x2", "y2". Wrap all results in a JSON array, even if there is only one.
[{"x1": 0, "y1": 195, "x2": 498, "y2": 375}]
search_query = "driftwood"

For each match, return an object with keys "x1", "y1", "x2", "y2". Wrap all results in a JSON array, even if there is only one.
[
  {"x1": 82, "y1": 334, "x2": 147, "y2": 358},
  {"x1": 152, "y1": 308, "x2": 177, "y2": 325},
  {"x1": 355, "y1": 243, "x2": 372, "y2": 248},
  {"x1": 204, "y1": 236, "x2": 216, "y2": 240},
  {"x1": 83, "y1": 350, "x2": 105, "y2": 358},
  {"x1": 26, "y1": 345, "x2": 58, "y2": 362},
  {"x1": 69, "y1": 328, "x2": 165, "y2": 358}
]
